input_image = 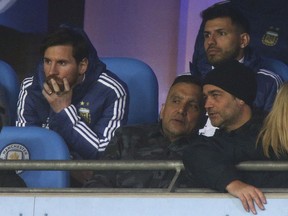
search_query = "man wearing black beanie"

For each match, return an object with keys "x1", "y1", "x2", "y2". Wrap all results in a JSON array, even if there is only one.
[{"x1": 183, "y1": 60, "x2": 268, "y2": 215}]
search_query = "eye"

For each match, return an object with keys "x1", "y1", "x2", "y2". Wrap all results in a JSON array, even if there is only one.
[
  {"x1": 58, "y1": 61, "x2": 67, "y2": 66},
  {"x1": 216, "y1": 30, "x2": 227, "y2": 37},
  {"x1": 172, "y1": 99, "x2": 180, "y2": 104},
  {"x1": 219, "y1": 31, "x2": 227, "y2": 36},
  {"x1": 188, "y1": 103, "x2": 199, "y2": 112},
  {"x1": 212, "y1": 93, "x2": 221, "y2": 98},
  {"x1": 44, "y1": 58, "x2": 51, "y2": 65},
  {"x1": 203, "y1": 95, "x2": 207, "y2": 102},
  {"x1": 203, "y1": 32, "x2": 210, "y2": 39}
]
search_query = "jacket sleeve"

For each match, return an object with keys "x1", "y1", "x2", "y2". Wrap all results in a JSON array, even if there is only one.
[
  {"x1": 48, "y1": 89, "x2": 128, "y2": 159},
  {"x1": 16, "y1": 77, "x2": 44, "y2": 127},
  {"x1": 183, "y1": 136, "x2": 242, "y2": 192},
  {"x1": 254, "y1": 69, "x2": 283, "y2": 112}
]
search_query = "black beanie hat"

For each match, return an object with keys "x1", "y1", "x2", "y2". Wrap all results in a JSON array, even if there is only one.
[{"x1": 203, "y1": 60, "x2": 257, "y2": 107}]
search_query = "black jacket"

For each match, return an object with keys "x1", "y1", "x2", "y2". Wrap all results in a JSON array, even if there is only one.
[
  {"x1": 183, "y1": 112, "x2": 288, "y2": 192},
  {"x1": 85, "y1": 123, "x2": 198, "y2": 188}
]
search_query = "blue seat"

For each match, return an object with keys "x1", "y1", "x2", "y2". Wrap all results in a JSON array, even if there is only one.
[
  {"x1": 101, "y1": 57, "x2": 159, "y2": 125},
  {"x1": 0, "y1": 60, "x2": 20, "y2": 125},
  {"x1": 0, "y1": 126, "x2": 70, "y2": 188},
  {"x1": 261, "y1": 57, "x2": 288, "y2": 81}
]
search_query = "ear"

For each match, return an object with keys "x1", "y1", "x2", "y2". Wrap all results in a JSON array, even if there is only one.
[
  {"x1": 159, "y1": 103, "x2": 165, "y2": 120},
  {"x1": 240, "y1": 33, "x2": 250, "y2": 49},
  {"x1": 78, "y1": 58, "x2": 88, "y2": 75},
  {"x1": 236, "y1": 98, "x2": 245, "y2": 105}
]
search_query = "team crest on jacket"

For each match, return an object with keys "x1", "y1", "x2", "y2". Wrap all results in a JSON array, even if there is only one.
[
  {"x1": 79, "y1": 107, "x2": 91, "y2": 124},
  {"x1": 262, "y1": 26, "x2": 279, "y2": 46},
  {"x1": 0, "y1": 143, "x2": 30, "y2": 174}
]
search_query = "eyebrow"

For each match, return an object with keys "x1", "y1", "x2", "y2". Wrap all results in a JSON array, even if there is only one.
[
  {"x1": 204, "y1": 89, "x2": 223, "y2": 95},
  {"x1": 169, "y1": 94, "x2": 199, "y2": 103}
]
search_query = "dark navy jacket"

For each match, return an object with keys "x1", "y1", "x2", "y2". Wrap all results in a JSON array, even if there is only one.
[{"x1": 16, "y1": 26, "x2": 129, "y2": 159}]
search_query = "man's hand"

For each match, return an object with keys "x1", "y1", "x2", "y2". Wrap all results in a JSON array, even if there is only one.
[
  {"x1": 226, "y1": 180, "x2": 266, "y2": 215},
  {"x1": 42, "y1": 78, "x2": 72, "y2": 113}
]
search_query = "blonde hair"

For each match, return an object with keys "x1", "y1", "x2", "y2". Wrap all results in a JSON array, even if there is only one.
[{"x1": 257, "y1": 82, "x2": 288, "y2": 158}]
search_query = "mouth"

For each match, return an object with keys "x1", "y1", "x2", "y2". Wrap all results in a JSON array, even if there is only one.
[
  {"x1": 207, "y1": 48, "x2": 221, "y2": 56},
  {"x1": 208, "y1": 112, "x2": 218, "y2": 119},
  {"x1": 171, "y1": 118, "x2": 185, "y2": 125}
]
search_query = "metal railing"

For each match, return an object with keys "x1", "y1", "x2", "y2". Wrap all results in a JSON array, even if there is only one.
[{"x1": 0, "y1": 160, "x2": 288, "y2": 193}]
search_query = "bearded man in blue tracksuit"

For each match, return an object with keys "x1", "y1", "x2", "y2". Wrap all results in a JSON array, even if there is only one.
[{"x1": 16, "y1": 25, "x2": 128, "y2": 161}]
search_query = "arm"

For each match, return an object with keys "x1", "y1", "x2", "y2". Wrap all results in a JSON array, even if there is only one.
[
  {"x1": 183, "y1": 135, "x2": 266, "y2": 214},
  {"x1": 16, "y1": 77, "x2": 45, "y2": 127},
  {"x1": 48, "y1": 88, "x2": 128, "y2": 159},
  {"x1": 254, "y1": 69, "x2": 283, "y2": 111},
  {"x1": 183, "y1": 136, "x2": 242, "y2": 191}
]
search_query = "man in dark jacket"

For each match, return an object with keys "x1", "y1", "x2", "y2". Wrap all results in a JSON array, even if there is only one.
[
  {"x1": 85, "y1": 75, "x2": 205, "y2": 188},
  {"x1": 183, "y1": 60, "x2": 267, "y2": 215}
]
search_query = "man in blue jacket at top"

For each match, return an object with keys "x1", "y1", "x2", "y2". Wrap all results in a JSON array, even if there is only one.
[
  {"x1": 191, "y1": 2, "x2": 283, "y2": 112},
  {"x1": 191, "y1": 3, "x2": 283, "y2": 136},
  {"x1": 16, "y1": 25, "x2": 128, "y2": 161}
]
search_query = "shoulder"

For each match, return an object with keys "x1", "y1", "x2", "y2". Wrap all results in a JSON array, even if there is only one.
[
  {"x1": 114, "y1": 123, "x2": 159, "y2": 137},
  {"x1": 256, "y1": 68, "x2": 283, "y2": 87},
  {"x1": 20, "y1": 76, "x2": 34, "y2": 90},
  {"x1": 97, "y1": 72, "x2": 128, "y2": 97},
  {"x1": 105, "y1": 123, "x2": 160, "y2": 159}
]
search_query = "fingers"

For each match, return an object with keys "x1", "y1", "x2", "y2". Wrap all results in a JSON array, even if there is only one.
[
  {"x1": 240, "y1": 188, "x2": 266, "y2": 215},
  {"x1": 63, "y1": 78, "x2": 70, "y2": 91},
  {"x1": 43, "y1": 82, "x2": 53, "y2": 96},
  {"x1": 45, "y1": 78, "x2": 70, "y2": 96},
  {"x1": 255, "y1": 187, "x2": 267, "y2": 205},
  {"x1": 49, "y1": 78, "x2": 61, "y2": 94},
  {"x1": 239, "y1": 196, "x2": 250, "y2": 213},
  {"x1": 253, "y1": 188, "x2": 266, "y2": 211}
]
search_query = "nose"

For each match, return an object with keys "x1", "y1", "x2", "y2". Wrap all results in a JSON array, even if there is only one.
[
  {"x1": 178, "y1": 103, "x2": 187, "y2": 116},
  {"x1": 46, "y1": 62, "x2": 58, "y2": 76},
  {"x1": 204, "y1": 97, "x2": 213, "y2": 110},
  {"x1": 206, "y1": 34, "x2": 216, "y2": 46}
]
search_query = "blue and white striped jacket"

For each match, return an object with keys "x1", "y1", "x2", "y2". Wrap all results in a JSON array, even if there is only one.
[{"x1": 16, "y1": 27, "x2": 128, "y2": 159}]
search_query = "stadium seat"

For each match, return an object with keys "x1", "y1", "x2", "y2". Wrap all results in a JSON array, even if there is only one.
[
  {"x1": 0, "y1": 60, "x2": 20, "y2": 125},
  {"x1": 0, "y1": 126, "x2": 70, "y2": 188},
  {"x1": 101, "y1": 57, "x2": 159, "y2": 125}
]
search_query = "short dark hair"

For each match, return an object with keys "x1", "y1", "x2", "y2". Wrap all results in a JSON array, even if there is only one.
[
  {"x1": 170, "y1": 74, "x2": 206, "y2": 129},
  {"x1": 201, "y1": 3, "x2": 250, "y2": 34},
  {"x1": 171, "y1": 74, "x2": 202, "y2": 88},
  {"x1": 40, "y1": 27, "x2": 89, "y2": 63}
]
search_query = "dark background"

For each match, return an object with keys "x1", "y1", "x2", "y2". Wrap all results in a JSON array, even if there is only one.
[{"x1": 0, "y1": 0, "x2": 85, "y2": 81}]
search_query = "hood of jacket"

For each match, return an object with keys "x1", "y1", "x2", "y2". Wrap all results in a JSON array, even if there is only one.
[{"x1": 34, "y1": 25, "x2": 108, "y2": 102}]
